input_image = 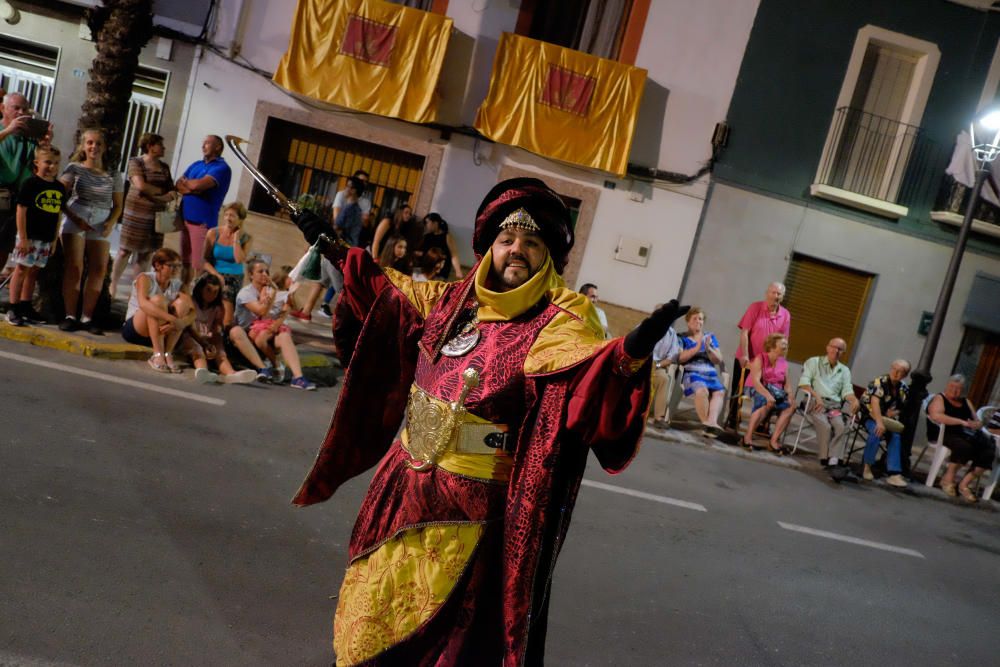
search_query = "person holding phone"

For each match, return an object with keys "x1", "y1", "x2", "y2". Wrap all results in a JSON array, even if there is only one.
[{"x1": 0, "y1": 92, "x2": 53, "y2": 274}]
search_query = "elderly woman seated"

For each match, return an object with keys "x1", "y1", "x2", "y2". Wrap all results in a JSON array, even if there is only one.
[
  {"x1": 859, "y1": 360, "x2": 911, "y2": 488},
  {"x1": 677, "y1": 307, "x2": 726, "y2": 436},
  {"x1": 742, "y1": 333, "x2": 794, "y2": 454},
  {"x1": 928, "y1": 374, "x2": 993, "y2": 502}
]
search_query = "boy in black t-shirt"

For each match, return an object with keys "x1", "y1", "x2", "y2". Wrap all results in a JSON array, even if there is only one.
[{"x1": 6, "y1": 146, "x2": 65, "y2": 326}]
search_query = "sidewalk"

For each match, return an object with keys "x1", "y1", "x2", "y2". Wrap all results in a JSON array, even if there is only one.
[
  {"x1": 646, "y1": 406, "x2": 998, "y2": 511},
  {"x1": 0, "y1": 287, "x2": 341, "y2": 385}
]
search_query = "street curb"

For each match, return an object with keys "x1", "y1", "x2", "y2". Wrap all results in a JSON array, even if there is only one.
[
  {"x1": 0, "y1": 321, "x2": 150, "y2": 359},
  {"x1": 644, "y1": 422, "x2": 998, "y2": 511}
]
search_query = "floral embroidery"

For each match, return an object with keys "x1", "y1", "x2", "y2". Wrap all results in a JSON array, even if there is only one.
[{"x1": 334, "y1": 523, "x2": 485, "y2": 666}]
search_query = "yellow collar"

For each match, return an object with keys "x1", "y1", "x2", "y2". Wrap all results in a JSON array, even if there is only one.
[{"x1": 474, "y1": 249, "x2": 564, "y2": 322}]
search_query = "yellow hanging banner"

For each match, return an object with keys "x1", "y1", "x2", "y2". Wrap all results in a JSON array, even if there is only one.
[
  {"x1": 274, "y1": 0, "x2": 452, "y2": 124},
  {"x1": 474, "y1": 33, "x2": 646, "y2": 177}
]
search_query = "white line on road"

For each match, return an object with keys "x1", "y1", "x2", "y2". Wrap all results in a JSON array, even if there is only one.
[
  {"x1": 582, "y1": 479, "x2": 708, "y2": 512},
  {"x1": 777, "y1": 521, "x2": 925, "y2": 559},
  {"x1": 0, "y1": 350, "x2": 226, "y2": 406}
]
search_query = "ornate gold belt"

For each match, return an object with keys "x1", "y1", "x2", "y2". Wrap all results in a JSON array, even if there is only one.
[{"x1": 401, "y1": 369, "x2": 511, "y2": 472}]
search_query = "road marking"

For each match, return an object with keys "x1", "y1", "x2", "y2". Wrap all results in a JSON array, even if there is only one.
[
  {"x1": 0, "y1": 350, "x2": 226, "y2": 406},
  {"x1": 0, "y1": 650, "x2": 79, "y2": 666},
  {"x1": 582, "y1": 479, "x2": 708, "y2": 512},
  {"x1": 777, "y1": 521, "x2": 925, "y2": 559}
]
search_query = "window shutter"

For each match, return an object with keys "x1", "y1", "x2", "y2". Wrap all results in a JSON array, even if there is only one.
[{"x1": 783, "y1": 254, "x2": 874, "y2": 364}]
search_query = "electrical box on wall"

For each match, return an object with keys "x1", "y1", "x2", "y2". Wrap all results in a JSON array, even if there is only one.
[{"x1": 614, "y1": 235, "x2": 650, "y2": 267}]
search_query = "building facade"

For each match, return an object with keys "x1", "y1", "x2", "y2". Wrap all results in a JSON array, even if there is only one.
[{"x1": 682, "y1": 0, "x2": 1000, "y2": 405}]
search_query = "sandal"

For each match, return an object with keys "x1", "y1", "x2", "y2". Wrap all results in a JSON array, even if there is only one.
[
  {"x1": 942, "y1": 482, "x2": 957, "y2": 497},
  {"x1": 163, "y1": 353, "x2": 182, "y2": 374},
  {"x1": 148, "y1": 353, "x2": 170, "y2": 373},
  {"x1": 740, "y1": 436, "x2": 754, "y2": 451},
  {"x1": 767, "y1": 442, "x2": 784, "y2": 456},
  {"x1": 958, "y1": 485, "x2": 978, "y2": 503}
]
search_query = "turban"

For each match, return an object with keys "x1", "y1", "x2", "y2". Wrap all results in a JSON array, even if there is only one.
[{"x1": 473, "y1": 177, "x2": 575, "y2": 274}]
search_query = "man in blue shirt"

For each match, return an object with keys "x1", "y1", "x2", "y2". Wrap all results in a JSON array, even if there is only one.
[{"x1": 176, "y1": 135, "x2": 231, "y2": 285}]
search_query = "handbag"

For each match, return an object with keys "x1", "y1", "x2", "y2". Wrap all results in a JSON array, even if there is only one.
[{"x1": 155, "y1": 198, "x2": 181, "y2": 234}]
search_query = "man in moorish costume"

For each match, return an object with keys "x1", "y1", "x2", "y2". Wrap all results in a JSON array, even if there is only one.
[{"x1": 292, "y1": 177, "x2": 686, "y2": 666}]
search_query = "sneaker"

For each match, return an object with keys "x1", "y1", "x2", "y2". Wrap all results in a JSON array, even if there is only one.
[
  {"x1": 58, "y1": 316, "x2": 81, "y2": 332},
  {"x1": 5, "y1": 309, "x2": 25, "y2": 326},
  {"x1": 223, "y1": 369, "x2": 258, "y2": 384},
  {"x1": 21, "y1": 305, "x2": 44, "y2": 324},
  {"x1": 194, "y1": 367, "x2": 220, "y2": 384},
  {"x1": 886, "y1": 474, "x2": 908, "y2": 488},
  {"x1": 320, "y1": 303, "x2": 332, "y2": 317},
  {"x1": 290, "y1": 309, "x2": 312, "y2": 322},
  {"x1": 256, "y1": 367, "x2": 277, "y2": 383},
  {"x1": 290, "y1": 375, "x2": 317, "y2": 391},
  {"x1": 84, "y1": 320, "x2": 104, "y2": 336},
  {"x1": 862, "y1": 464, "x2": 874, "y2": 481}
]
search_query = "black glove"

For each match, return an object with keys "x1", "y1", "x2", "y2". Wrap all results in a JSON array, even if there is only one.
[
  {"x1": 292, "y1": 209, "x2": 334, "y2": 246},
  {"x1": 623, "y1": 299, "x2": 690, "y2": 359}
]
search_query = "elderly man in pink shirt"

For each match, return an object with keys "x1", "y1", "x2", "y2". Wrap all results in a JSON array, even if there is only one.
[{"x1": 724, "y1": 282, "x2": 792, "y2": 430}]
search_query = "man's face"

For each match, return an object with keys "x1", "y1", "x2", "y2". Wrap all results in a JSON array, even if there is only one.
[
  {"x1": 888, "y1": 363, "x2": 910, "y2": 384},
  {"x1": 2, "y1": 94, "x2": 30, "y2": 124},
  {"x1": 825, "y1": 338, "x2": 846, "y2": 363},
  {"x1": 583, "y1": 287, "x2": 599, "y2": 304},
  {"x1": 202, "y1": 136, "x2": 221, "y2": 159},
  {"x1": 489, "y1": 228, "x2": 547, "y2": 291},
  {"x1": 766, "y1": 283, "x2": 785, "y2": 304}
]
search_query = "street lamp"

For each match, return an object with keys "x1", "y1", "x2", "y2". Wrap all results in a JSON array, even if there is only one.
[{"x1": 901, "y1": 106, "x2": 1000, "y2": 475}]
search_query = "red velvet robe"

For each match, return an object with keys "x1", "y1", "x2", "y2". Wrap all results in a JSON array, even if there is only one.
[{"x1": 294, "y1": 248, "x2": 651, "y2": 666}]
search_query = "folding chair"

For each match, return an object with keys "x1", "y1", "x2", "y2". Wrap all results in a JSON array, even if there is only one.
[
  {"x1": 975, "y1": 406, "x2": 1000, "y2": 501},
  {"x1": 650, "y1": 363, "x2": 683, "y2": 426},
  {"x1": 912, "y1": 394, "x2": 949, "y2": 488}
]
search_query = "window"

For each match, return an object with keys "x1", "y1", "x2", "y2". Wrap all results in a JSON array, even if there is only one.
[
  {"x1": 811, "y1": 26, "x2": 940, "y2": 219},
  {"x1": 782, "y1": 254, "x2": 875, "y2": 364},
  {"x1": 251, "y1": 117, "x2": 426, "y2": 221},
  {"x1": 0, "y1": 33, "x2": 59, "y2": 120},
  {"x1": 118, "y1": 65, "x2": 169, "y2": 171},
  {"x1": 515, "y1": 0, "x2": 647, "y2": 62}
]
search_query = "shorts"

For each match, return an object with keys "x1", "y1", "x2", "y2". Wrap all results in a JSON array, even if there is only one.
[
  {"x1": 61, "y1": 203, "x2": 113, "y2": 241},
  {"x1": 180, "y1": 330, "x2": 227, "y2": 362},
  {"x1": 249, "y1": 319, "x2": 291, "y2": 337},
  {"x1": 11, "y1": 237, "x2": 53, "y2": 268},
  {"x1": 181, "y1": 221, "x2": 209, "y2": 271},
  {"x1": 751, "y1": 387, "x2": 791, "y2": 412},
  {"x1": 220, "y1": 272, "x2": 244, "y2": 305},
  {"x1": 121, "y1": 317, "x2": 152, "y2": 347}
]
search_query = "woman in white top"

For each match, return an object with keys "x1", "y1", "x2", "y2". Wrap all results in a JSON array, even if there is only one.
[
  {"x1": 121, "y1": 247, "x2": 194, "y2": 372},
  {"x1": 59, "y1": 128, "x2": 124, "y2": 334}
]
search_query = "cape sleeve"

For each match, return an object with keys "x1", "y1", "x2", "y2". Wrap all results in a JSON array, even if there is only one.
[{"x1": 294, "y1": 251, "x2": 449, "y2": 506}]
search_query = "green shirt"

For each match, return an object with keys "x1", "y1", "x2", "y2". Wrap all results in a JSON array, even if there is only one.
[
  {"x1": 799, "y1": 355, "x2": 854, "y2": 406},
  {"x1": 0, "y1": 122, "x2": 36, "y2": 189}
]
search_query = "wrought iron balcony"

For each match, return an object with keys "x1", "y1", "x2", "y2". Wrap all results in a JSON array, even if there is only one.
[{"x1": 811, "y1": 107, "x2": 942, "y2": 219}]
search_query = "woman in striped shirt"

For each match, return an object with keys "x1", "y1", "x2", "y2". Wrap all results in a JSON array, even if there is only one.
[{"x1": 58, "y1": 128, "x2": 124, "y2": 334}]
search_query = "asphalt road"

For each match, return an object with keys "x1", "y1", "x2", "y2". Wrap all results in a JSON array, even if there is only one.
[{"x1": 2, "y1": 339, "x2": 998, "y2": 666}]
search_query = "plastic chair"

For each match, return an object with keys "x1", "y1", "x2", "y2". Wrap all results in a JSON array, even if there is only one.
[
  {"x1": 975, "y1": 406, "x2": 1000, "y2": 501},
  {"x1": 913, "y1": 394, "x2": 949, "y2": 488}
]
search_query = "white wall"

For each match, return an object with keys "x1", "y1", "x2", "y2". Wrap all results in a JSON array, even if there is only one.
[{"x1": 165, "y1": 0, "x2": 760, "y2": 314}]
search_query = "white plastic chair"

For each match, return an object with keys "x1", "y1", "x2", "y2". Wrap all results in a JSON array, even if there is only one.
[
  {"x1": 914, "y1": 394, "x2": 949, "y2": 488},
  {"x1": 976, "y1": 406, "x2": 1000, "y2": 501}
]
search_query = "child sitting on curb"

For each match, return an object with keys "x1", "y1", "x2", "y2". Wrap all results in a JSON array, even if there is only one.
[
  {"x1": 231, "y1": 259, "x2": 316, "y2": 390},
  {"x1": 180, "y1": 272, "x2": 258, "y2": 385}
]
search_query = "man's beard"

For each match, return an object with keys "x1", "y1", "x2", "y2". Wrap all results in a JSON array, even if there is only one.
[{"x1": 493, "y1": 255, "x2": 535, "y2": 291}]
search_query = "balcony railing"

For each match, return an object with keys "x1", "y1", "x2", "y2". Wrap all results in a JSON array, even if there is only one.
[
  {"x1": 930, "y1": 175, "x2": 1000, "y2": 240},
  {"x1": 812, "y1": 107, "x2": 942, "y2": 218}
]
